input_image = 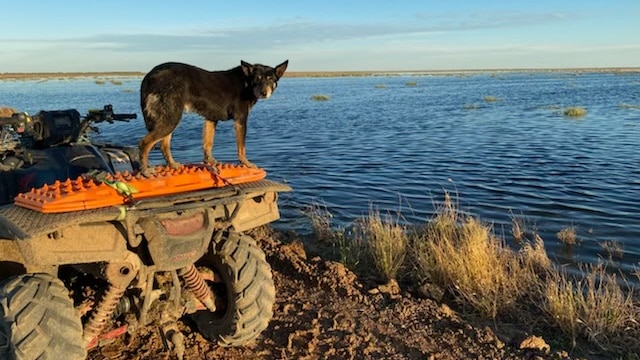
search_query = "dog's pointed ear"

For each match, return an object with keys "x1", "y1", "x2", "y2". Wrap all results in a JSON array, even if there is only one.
[
  {"x1": 241, "y1": 60, "x2": 253, "y2": 77},
  {"x1": 275, "y1": 60, "x2": 288, "y2": 79}
]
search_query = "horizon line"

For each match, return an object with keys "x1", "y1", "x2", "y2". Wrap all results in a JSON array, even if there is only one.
[{"x1": 1, "y1": 66, "x2": 640, "y2": 80}]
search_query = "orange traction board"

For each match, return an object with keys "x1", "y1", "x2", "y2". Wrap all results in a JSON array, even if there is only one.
[{"x1": 14, "y1": 163, "x2": 266, "y2": 213}]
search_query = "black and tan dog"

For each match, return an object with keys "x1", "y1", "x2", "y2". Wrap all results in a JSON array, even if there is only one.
[{"x1": 138, "y1": 60, "x2": 288, "y2": 176}]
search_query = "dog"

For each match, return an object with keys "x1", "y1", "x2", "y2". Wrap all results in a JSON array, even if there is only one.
[{"x1": 138, "y1": 59, "x2": 288, "y2": 176}]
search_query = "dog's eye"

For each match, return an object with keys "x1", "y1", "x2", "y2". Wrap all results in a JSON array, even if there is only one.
[{"x1": 256, "y1": 75, "x2": 262, "y2": 81}]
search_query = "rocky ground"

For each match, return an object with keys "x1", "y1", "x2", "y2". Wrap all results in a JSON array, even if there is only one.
[{"x1": 87, "y1": 228, "x2": 591, "y2": 360}]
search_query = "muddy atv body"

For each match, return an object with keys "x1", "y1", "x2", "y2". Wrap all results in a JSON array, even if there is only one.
[{"x1": 0, "y1": 106, "x2": 291, "y2": 360}]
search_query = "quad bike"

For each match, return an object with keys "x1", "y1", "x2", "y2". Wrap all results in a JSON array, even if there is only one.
[{"x1": 0, "y1": 105, "x2": 291, "y2": 359}]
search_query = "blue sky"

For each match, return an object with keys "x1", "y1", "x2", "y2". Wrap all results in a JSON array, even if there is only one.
[{"x1": 1, "y1": 0, "x2": 639, "y2": 72}]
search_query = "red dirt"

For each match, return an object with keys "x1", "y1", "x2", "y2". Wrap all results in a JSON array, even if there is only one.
[{"x1": 87, "y1": 228, "x2": 579, "y2": 360}]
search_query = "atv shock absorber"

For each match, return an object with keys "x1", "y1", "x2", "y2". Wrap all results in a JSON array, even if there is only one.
[
  {"x1": 82, "y1": 258, "x2": 138, "y2": 348},
  {"x1": 83, "y1": 284, "x2": 125, "y2": 347},
  {"x1": 179, "y1": 264, "x2": 216, "y2": 311}
]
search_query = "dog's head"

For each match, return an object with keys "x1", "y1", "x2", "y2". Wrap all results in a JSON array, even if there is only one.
[{"x1": 241, "y1": 60, "x2": 288, "y2": 99}]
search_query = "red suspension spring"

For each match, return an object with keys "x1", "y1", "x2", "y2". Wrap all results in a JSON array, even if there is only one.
[
  {"x1": 180, "y1": 264, "x2": 216, "y2": 311},
  {"x1": 83, "y1": 285, "x2": 125, "y2": 347}
]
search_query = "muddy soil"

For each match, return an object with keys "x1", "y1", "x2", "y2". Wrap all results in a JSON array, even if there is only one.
[{"x1": 87, "y1": 228, "x2": 580, "y2": 360}]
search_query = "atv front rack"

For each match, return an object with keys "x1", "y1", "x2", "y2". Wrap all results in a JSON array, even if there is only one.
[{"x1": 14, "y1": 163, "x2": 266, "y2": 213}]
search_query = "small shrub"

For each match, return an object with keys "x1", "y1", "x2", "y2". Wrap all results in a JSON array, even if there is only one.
[
  {"x1": 356, "y1": 209, "x2": 406, "y2": 282},
  {"x1": 541, "y1": 264, "x2": 638, "y2": 351},
  {"x1": 311, "y1": 94, "x2": 330, "y2": 101},
  {"x1": 412, "y1": 193, "x2": 541, "y2": 318},
  {"x1": 563, "y1": 107, "x2": 587, "y2": 117},
  {"x1": 619, "y1": 103, "x2": 640, "y2": 110},
  {"x1": 510, "y1": 212, "x2": 526, "y2": 241},
  {"x1": 556, "y1": 226, "x2": 577, "y2": 245},
  {"x1": 304, "y1": 202, "x2": 336, "y2": 243},
  {"x1": 304, "y1": 202, "x2": 365, "y2": 269},
  {"x1": 600, "y1": 240, "x2": 624, "y2": 260}
]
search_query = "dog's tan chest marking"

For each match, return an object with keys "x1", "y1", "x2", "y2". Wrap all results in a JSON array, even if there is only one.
[{"x1": 183, "y1": 102, "x2": 194, "y2": 113}]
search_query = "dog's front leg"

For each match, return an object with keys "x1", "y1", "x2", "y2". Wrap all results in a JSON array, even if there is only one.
[
  {"x1": 234, "y1": 115, "x2": 257, "y2": 168},
  {"x1": 202, "y1": 120, "x2": 218, "y2": 164},
  {"x1": 160, "y1": 133, "x2": 181, "y2": 169}
]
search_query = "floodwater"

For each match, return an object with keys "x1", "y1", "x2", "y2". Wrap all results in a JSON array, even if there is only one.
[{"x1": 1, "y1": 71, "x2": 639, "y2": 274}]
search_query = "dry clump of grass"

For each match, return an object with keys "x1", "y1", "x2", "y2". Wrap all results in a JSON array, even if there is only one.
[
  {"x1": 305, "y1": 195, "x2": 640, "y2": 356},
  {"x1": 541, "y1": 264, "x2": 639, "y2": 352},
  {"x1": 304, "y1": 202, "x2": 365, "y2": 269},
  {"x1": 94, "y1": 79, "x2": 106, "y2": 85},
  {"x1": 556, "y1": 226, "x2": 577, "y2": 245},
  {"x1": 354, "y1": 209, "x2": 406, "y2": 282},
  {"x1": 619, "y1": 103, "x2": 640, "y2": 110},
  {"x1": 600, "y1": 240, "x2": 624, "y2": 260},
  {"x1": 311, "y1": 94, "x2": 331, "y2": 101},
  {"x1": 510, "y1": 212, "x2": 527, "y2": 241},
  {"x1": 483, "y1": 96, "x2": 499, "y2": 102},
  {"x1": 412, "y1": 193, "x2": 545, "y2": 318},
  {"x1": 563, "y1": 107, "x2": 587, "y2": 117}
]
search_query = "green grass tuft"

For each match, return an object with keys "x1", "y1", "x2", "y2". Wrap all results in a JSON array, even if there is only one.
[
  {"x1": 563, "y1": 107, "x2": 587, "y2": 117},
  {"x1": 311, "y1": 94, "x2": 331, "y2": 101}
]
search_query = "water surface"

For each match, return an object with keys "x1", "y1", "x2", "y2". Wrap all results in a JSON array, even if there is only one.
[{"x1": 1, "y1": 72, "x2": 639, "y2": 274}]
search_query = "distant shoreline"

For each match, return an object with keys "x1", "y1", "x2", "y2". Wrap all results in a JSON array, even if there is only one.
[{"x1": 1, "y1": 67, "x2": 639, "y2": 80}]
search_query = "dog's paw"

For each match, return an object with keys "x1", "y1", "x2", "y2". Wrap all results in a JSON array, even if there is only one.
[
  {"x1": 168, "y1": 161, "x2": 182, "y2": 170},
  {"x1": 139, "y1": 167, "x2": 156, "y2": 178},
  {"x1": 241, "y1": 160, "x2": 259, "y2": 169},
  {"x1": 204, "y1": 157, "x2": 218, "y2": 166}
]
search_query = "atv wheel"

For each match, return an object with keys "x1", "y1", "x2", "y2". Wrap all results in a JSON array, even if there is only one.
[
  {"x1": 191, "y1": 232, "x2": 276, "y2": 347},
  {"x1": 0, "y1": 273, "x2": 86, "y2": 360}
]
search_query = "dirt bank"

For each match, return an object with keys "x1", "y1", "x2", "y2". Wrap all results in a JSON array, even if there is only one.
[{"x1": 85, "y1": 227, "x2": 585, "y2": 360}]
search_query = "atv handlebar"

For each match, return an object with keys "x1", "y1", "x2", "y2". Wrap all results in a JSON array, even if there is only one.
[{"x1": 86, "y1": 105, "x2": 137, "y2": 123}]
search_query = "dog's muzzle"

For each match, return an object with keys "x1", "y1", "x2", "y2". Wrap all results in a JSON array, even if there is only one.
[{"x1": 255, "y1": 83, "x2": 276, "y2": 99}]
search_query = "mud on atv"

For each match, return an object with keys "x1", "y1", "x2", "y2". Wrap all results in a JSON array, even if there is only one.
[{"x1": 0, "y1": 106, "x2": 290, "y2": 359}]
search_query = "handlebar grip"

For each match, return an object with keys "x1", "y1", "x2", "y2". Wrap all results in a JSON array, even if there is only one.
[{"x1": 112, "y1": 113, "x2": 137, "y2": 121}]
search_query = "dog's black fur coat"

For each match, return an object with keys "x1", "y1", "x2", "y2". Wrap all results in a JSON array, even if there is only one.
[{"x1": 138, "y1": 60, "x2": 288, "y2": 175}]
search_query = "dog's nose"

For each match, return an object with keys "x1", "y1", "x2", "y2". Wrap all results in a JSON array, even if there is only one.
[{"x1": 260, "y1": 90, "x2": 268, "y2": 97}]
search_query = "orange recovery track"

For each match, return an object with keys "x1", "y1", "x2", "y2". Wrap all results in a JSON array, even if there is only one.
[{"x1": 14, "y1": 163, "x2": 266, "y2": 213}]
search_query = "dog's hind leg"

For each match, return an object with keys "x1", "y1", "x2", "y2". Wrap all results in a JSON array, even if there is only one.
[{"x1": 202, "y1": 119, "x2": 218, "y2": 165}]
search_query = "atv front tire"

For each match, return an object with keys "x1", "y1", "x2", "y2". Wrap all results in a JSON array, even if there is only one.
[
  {"x1": 0, "y1": 273, "x2": 86, "y2": 360},
  {"x1": 191, "y1": 232, "x2": 276, "y2": 347}
]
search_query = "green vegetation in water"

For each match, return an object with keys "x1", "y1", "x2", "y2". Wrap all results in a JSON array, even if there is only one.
[
  {"x1": 483, "y1": 96, "x2": 499, "y2": 102},
  {"x1": 464, "y1": 104, "x2": 480, "y2": 110},
  {"x1": 374, "y1": 84, "x2": 387, "y2": 89},
  {"x1": 563, "y1": 107, "x2": 587, "y2": 117},
  {"x1": 556, "y1": 226, "x2": 577, "y2": 245},
  {"x1": 304, "y1": 193, "x2": 640, "y2": 357},
  {"x1": 122, "y1": 89, "x2": 134, "y2": 93},
  {"x1": 405, "y1": 81, "x2": 418, "y2": 86},
  {"x1": 619, "y1": 103, "x2": 640, "y2": 110},
  {"x1": 311, "y1": 94, "x2": 331, "y2": 101},
  {"x1": 94, "y1": 79, "x2": 106, "y2": 85},
  {"x1": 109, "y1": 79, "x2": 123, "y2": 85}
]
